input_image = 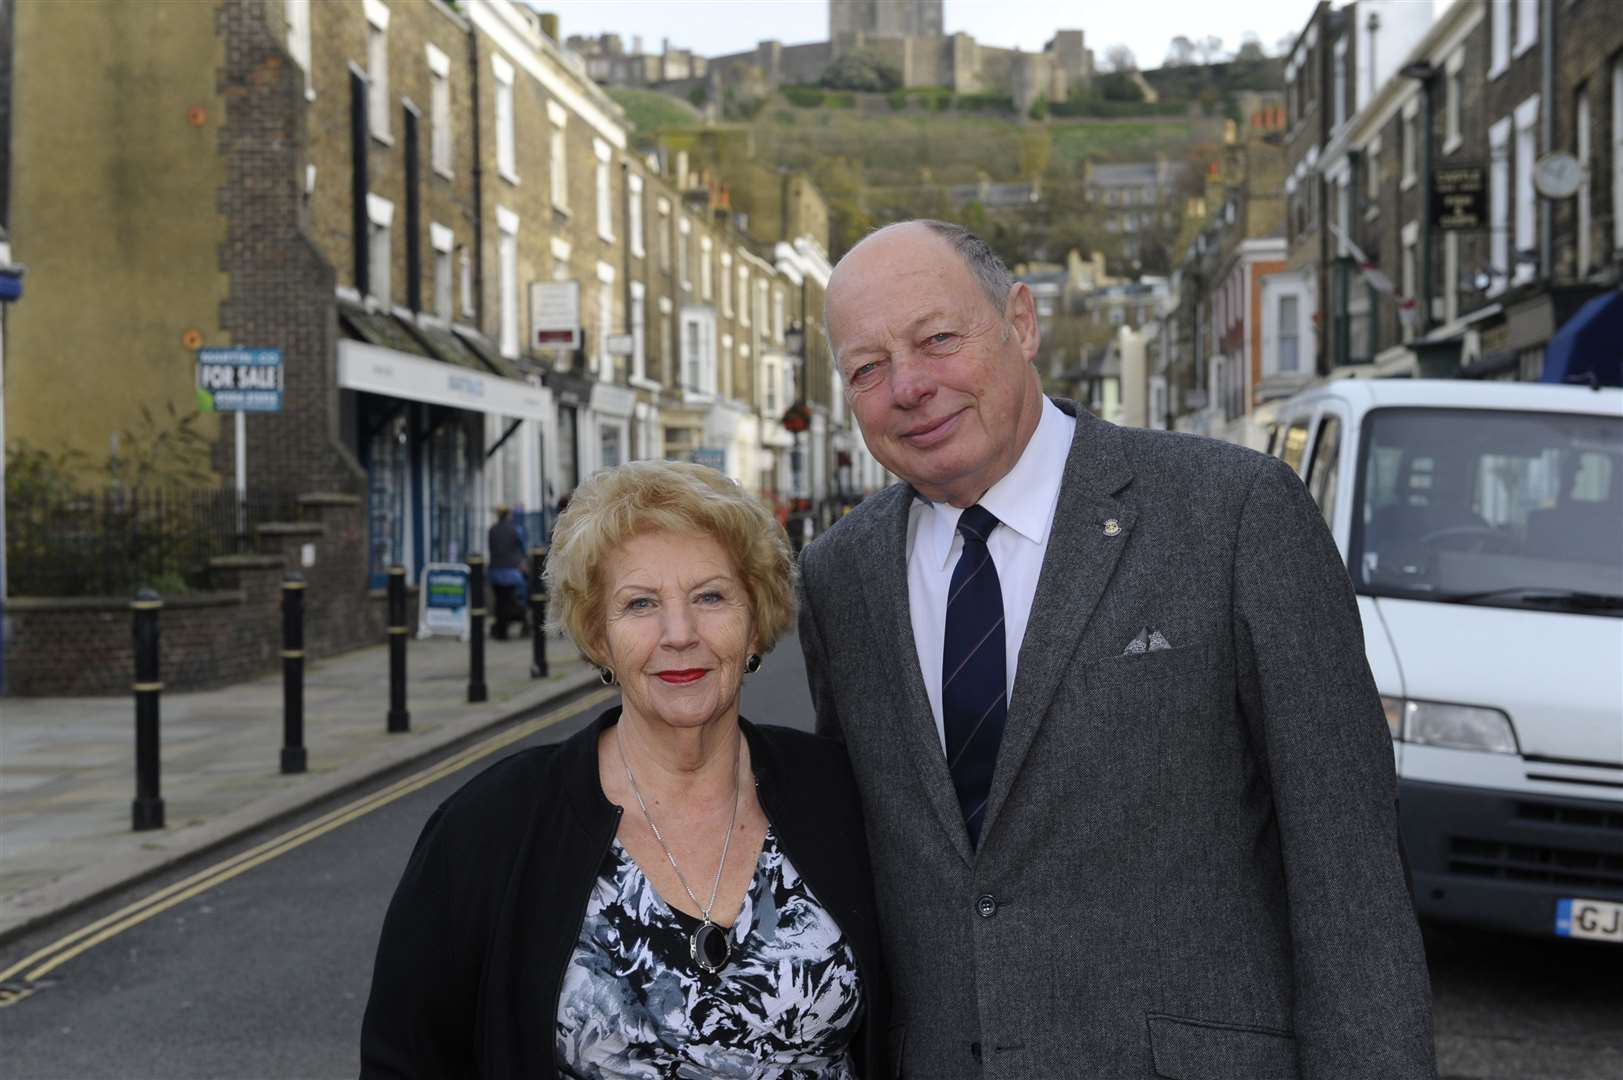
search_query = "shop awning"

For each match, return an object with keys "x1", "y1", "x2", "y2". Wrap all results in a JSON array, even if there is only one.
[
  {"x1": 1542, "y1": 290, "x2": 1623, "y2": 388},
  {"x1": 338, "y1": 338, "x2": 550, "y2": 421},
  {"x1": 339, "y1": 300, "x2": 436, "y2": 360}
]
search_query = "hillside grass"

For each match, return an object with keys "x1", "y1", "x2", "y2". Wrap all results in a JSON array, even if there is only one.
[{"x1": 607, "y1": 86, "x2": 703, "y2": 133}]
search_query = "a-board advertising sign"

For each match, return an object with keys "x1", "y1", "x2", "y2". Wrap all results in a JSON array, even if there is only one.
[
  {"x1": 417, "y1": 563, "x2": 472, "y2": 641},
  {"x1": 196, "y1": 348, "x2": 283, "y2": 412},
  {"x1": 530, "y1": 281, "x2": 582, "y2": 350}
]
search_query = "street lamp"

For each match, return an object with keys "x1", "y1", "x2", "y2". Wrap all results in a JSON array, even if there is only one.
[{"x1": 780, "y1": 321, "x2": 812, "y2": 551}]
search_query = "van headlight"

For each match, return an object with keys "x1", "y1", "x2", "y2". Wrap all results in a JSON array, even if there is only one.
[{"x1": 1387, "y1": 698, "x2": 1519, "y2": 754}]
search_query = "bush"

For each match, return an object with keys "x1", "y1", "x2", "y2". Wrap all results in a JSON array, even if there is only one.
[
  {"x1": 828, "y1": 91, "x2": 856, "y2": 109},
  {"x1": 887, "y1": 89, "x2": 908, "y2": 110},
  {"x1": 687, "y1": 86, "x2": 707, "y2": 109},
  {"x1": 819, "y1": 49, "x2": 902, "y2": 92},
  {"x1": 933, "y1": 92, "x2": 954, "y2": 111},
  {"x1": 1029, "y1": 96, "x2": 1049, "y2": 120},
  {"x1": 783, "y1": 85, "x2": 826, "y2": 108},
  {"x1": 955, "y1": 92, "x2": 1013, "y2": 113}
]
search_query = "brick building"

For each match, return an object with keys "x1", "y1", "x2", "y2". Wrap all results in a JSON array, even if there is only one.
[{"x1": 1, "y1": 0, "x2": 872, "y2": 693}]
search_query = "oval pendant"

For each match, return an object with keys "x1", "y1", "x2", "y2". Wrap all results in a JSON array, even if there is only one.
[{"x1": 690, "y1": 919, "x2": 731, "y2": 973}]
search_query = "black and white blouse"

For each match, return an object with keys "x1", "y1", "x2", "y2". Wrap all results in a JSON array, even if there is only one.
[{"x1": 555, "y1": 828, "x2": 865, "y2": 1079}]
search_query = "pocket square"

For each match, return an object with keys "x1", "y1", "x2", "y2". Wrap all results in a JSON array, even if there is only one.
[{"x1": 1123, "y1": 628, "x2": 1173, "y2": 655}]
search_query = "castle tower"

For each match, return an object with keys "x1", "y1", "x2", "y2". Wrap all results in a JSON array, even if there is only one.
[{"x1": 829, "y1": 0, "x2": 944, "y2": 41}]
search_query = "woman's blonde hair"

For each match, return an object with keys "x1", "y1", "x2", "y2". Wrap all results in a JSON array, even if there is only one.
[{"x1": 544, "y1": 460, "x2": 796, "y2": 665}]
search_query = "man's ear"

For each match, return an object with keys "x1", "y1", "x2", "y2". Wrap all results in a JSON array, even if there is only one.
[{"x1": 1004, "y1": 281, "x2": 1041, "y2": 362}]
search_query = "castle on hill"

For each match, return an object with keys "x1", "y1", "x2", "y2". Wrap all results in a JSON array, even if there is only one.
[{"x1": 567, "y1": 0, "x2": 1094, "y2": 115}]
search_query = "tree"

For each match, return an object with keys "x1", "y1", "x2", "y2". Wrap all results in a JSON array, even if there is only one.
[
  {"x1": 819, "y1": 49, "x2": 902, "y2": 92},
  {"x1": 1195, "y1": 35, "x2": 1225, "y2": 65},
  {"x1": 1103, "y1": 44, "x2": 1137, "y2": 73},
  {"x1": 1274, "y1": 33, "x2": 1296, "y2": 58},
  {"x1": 1235, "y1": 33, "x2": 1267, "y2": 63},
  {"x1": 1164, "y1": 36, "x2": 1197, "y2": 68}
]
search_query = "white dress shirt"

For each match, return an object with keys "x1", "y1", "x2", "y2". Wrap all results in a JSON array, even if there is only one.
[{"x1": 907, "y1": 396, "x2": 1076, "y2": 751}]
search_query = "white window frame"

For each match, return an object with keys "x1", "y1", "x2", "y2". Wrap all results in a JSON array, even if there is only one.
[
  {"x1": 720, "y1": 334, "x2": 734, "y2": 400},
  {"x1": 1332, "y1": 37, "x2": 1347, "y2": 131},
  {"x1": 677, "y1": 216, "x2": 691, "y2": 290},
  {"x1": 431, "y1": 222, "x2": 454, "y2": 320},
  {"x1": 1402, "y1": 221, "x2": 1419, "y2": 313},
  {"x1": 1490, "y1": 1, "x2": 1510, "y2": 78},
  {"x1": 1514, "y1": 0, "x2": 1538, "y2": 60},
  {"x1": 1401, "y1": 98, "x2": 1420, "y2": 190},
  {"x1": 1577, "y1": 88, "x2": 1592, "y2": 276},
  {"x1": 1444, "y1": 49, "x2": 1465, "y2": 155},
  {"x1": 680, "y1": 307, "x2": 716, "y2": 398},
  {"x1": 596, "y1": 261, "x2": 616, "y2": 380},
  {"x1": 1514, "y1": 95, "x2": 1540, "y2": 284},
  {"x1": 367, "y1": 193, "x2": 394, "y2": 307},
  {"x1": 548, "y1": 100, "x2": 569, "y2": 212},
  {"x1": 1489, "y1": 116, "x2": 1511, "y2": 295},
  {"x1": 366, "y1": 0, "x2": 391, "y2": 143},
  {"x1": 719, "y1": 251, "x2": 733, "y2": 316},
  {"x1": 493, "y1": 54, "x2": 517, "y2": 184},
  {"x1": 628, "y1": 173, "x2": 645, "y2": 258},
  {"x1": 629, "y1": 281, "x2": 648, "y2": 383},
  {"x1": 756, "y1": 278, "x2": 768, "y2": 338},
  {"x1": 773, "y1": 288, "x2": 785, "y2": 343},
  {"x1": 426, "y1": 44, "x2": 453, "y2": 179},
  {"x1": 594, "y1": 139, "x2": 614, "y2": 243},
  {"x1": 459, "y1": 245, "x2": 474, "y2": 318},
  {"x1": 700, "y1": 236, "x2": 713, "y2": 301},
  {"x1": 285, "y1": 0, "x2": 313, "y2": 100},
  {"x1": 657, "y1": 198, "x2": 672, "y2": 270},
  {"x1": 496, "y1": 206, "x2": 520, "y2": 357},
  {"x1": 737, "y1": 264, "x2": 750, "y2": 327}
]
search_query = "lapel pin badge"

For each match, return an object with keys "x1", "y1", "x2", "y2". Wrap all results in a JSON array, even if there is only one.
[{"x1": 1103, "y1": 518, "x2": 1122, "y2": 537}]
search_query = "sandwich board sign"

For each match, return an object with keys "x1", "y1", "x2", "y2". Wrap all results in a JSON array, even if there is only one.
[{"x1": 418, "y1": 563, "x2": 472, "y2": 641}]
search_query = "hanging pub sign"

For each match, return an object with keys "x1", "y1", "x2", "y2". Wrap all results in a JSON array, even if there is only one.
[
  {"x1": 780, "y1": 400, "x2": 812, "y2": 434},
  {"x1": 1430, "y1": 165, "x2": 1488, "y2": 232},
  {"x1": 417, "y1": 563, "x2": 472, "y2": 641}
]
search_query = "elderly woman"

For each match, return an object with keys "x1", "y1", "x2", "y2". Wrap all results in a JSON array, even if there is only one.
[{"x1": 360, "y1": 461, "x2": 888, "y2": 1079}]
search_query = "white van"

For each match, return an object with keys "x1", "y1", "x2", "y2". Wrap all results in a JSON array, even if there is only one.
[{"x1": 1263, "y1": 379, "x2": 1623, "y2": 943}]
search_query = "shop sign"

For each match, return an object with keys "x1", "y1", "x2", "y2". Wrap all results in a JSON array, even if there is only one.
[
  {"x1": 530, "y1": 281, "x2": 581, "y2": 349},
  {"x1": 1430, "y1": 165, "x2": 1488, "y2": 232},
  {"x1": 691, "y1": 448, "x2": 726, "y2": 472},
  {"x1": 418, "y1": 563, "x2": 471, "y2": 641},
  {"x1": 196, "y1": 347, "x2": 283, "y2": 412}
]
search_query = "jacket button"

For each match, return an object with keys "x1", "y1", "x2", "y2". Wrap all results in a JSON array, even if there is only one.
[{"x1": 975, "y1": 894, "x2": 998, "y2": 918}]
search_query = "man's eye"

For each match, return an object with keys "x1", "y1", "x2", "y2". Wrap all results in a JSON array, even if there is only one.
[
  {"x1": 927, "y1": 332, "x2": 957, "y2": 347},
  {"x1": 849, "y1": 362, "x2": 880, "y2": 385}
]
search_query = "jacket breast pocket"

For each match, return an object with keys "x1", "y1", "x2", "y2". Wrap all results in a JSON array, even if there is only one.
[{"x1": 1147, "y1": 1014, "x2": 1298, "y2": 1080}]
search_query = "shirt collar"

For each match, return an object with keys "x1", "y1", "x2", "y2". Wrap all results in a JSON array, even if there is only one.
[{"x1": 920, "y1": 396, "x2": 1075, "y2": 571}]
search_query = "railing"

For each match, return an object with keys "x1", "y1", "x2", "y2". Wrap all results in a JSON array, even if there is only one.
[{"x1": 5, "y1": 487, "x2": 302, "y2": 597}]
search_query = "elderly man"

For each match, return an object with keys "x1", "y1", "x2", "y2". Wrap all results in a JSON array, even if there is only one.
[{"x1": 797, "y1": 220, "x2": 1435, "y2": 1079}]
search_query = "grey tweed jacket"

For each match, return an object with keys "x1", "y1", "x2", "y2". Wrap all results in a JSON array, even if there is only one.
[{"x1": 798, "y1": 400, "x2": 1436, "y2": 1080}]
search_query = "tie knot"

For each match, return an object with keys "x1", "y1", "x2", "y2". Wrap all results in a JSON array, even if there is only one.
[{"x1": 956, "y1": 505, "x2": 1000, "y2": 545}]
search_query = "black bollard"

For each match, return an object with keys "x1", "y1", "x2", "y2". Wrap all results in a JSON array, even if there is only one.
[
  {"x1": 280, "y1": 571, "x2": 307, "y2": 774},
  {"x1": 529, "y1": 544, "x2": 549, "y2": 678},
  {"x1": 131, "y1": 589, "x2": 165, "y2": 831},
  {"x1": 467, "y1": 554, "x2": 489, "y2": 703},
  {"x1": 387, "y1": 565, "x2": 410, "y2": 733}
]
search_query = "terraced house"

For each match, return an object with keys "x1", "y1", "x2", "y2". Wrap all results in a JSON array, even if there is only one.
[{"x1": 1, "y1": 0, "x2": 869, "y2": 692}]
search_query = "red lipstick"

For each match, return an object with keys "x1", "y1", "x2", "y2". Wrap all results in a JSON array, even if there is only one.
[{"x1": 656, "y1": 669, "x2": 707, "y2": 684}]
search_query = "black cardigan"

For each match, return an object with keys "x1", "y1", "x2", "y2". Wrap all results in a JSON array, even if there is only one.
[{"x1": 360, "y1": 708, "x2": 892, "y2": 1079}]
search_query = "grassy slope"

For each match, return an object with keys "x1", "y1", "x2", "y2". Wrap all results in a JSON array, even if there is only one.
[{"x1": 607, "y1": 86, "x2": 703, "y2": 133}]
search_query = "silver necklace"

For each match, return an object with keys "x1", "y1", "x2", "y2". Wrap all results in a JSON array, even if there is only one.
[{"x1": 616, "y1": 724, "x2": 742, "y2": 974}]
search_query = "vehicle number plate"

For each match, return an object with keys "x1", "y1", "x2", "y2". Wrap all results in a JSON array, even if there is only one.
[{"x1": 1555, "y1": 898, "x2": 1623, "y2": 943}]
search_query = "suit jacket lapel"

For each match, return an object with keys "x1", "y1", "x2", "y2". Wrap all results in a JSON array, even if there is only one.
[
  {"x1": 855, "y1": 485, "x2": 976, "y2": 867},
  {"x1": 979, "y1": 404, "x2": 1136, "y2": 841}
]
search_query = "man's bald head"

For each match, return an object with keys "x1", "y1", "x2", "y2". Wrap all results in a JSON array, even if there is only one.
[{"x1": 831, "y1": 220, "x2": 1015, "y2": 315}]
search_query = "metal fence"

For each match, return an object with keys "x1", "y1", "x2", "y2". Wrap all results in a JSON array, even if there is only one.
[{"x1": 5, "y1": 487, "x2": 303, "y2": 597}]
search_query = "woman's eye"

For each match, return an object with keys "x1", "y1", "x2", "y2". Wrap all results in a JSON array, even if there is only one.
[
  {"x1": 624, "y1": 596, "x2": 654, "y2": 612},
  {"x1": 695, "y1": 590, "x2": 725, "y2": 605}
]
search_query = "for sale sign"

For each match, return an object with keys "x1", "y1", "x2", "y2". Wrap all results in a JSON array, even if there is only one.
[{"x1": 196, "y1": 348, "x2": 283, "y2": 412}]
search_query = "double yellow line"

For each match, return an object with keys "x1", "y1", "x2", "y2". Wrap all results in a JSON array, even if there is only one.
[{"x1": 0, "y1": 687, "x2": 613, "y2": 996}]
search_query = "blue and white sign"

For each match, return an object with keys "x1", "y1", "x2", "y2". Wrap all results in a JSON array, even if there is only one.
[
  {"x1": 197, "y1": 347, "x2": 283, "y2": 412},
  {"x1": 417, "y1": 563, "x2": 472, "y2": 641}
]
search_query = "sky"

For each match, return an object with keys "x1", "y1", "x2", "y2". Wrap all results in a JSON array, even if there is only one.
[{"x1": 531, "y1": 0, "x2": 1321, "y2": 70}]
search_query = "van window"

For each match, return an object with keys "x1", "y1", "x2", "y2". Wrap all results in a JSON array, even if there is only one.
[
  {"x1": 1306, "y1": 416, "x2": 1342, "y2": 525},
  {"x1": 1280, "y1": 422, "x2": 1310, "y2": 473},
  {"x1": 1352, "y1": 408, "x2": 1623, "y2": 613}
]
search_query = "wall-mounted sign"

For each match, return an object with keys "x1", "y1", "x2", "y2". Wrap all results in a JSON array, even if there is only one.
[
  {"x1": 605, "y1": 333, "x2": 635, "y2": 356},
  {"x1": 417, "y1": 563, "x2": 471, "y2": 641},
  {"x1": 530, "y1": 281, "x2": 581, "y2": 350},
  {"x1": 1430, "y1": 165, "x2": 1488, "y2": 232},
  {"x1": 196, "y1": 347, "x2": 283, "y2": 412},
  {"x1": 691, "y1": 447, "x2": 727, "y2": 472}
]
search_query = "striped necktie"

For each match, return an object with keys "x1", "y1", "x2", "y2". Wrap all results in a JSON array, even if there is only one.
[{"x1": 942, "y1": 504, "x2": 1006, "y2": 847}]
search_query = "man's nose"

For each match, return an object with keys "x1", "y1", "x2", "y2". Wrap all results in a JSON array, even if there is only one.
[{"x1": 889, "y1": 351, "x2": 937, "y2": 408}]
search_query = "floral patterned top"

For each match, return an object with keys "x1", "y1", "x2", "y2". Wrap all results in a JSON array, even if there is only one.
[{"x1": 555, "y1": 829, "x2": 864, "y2": 1079}]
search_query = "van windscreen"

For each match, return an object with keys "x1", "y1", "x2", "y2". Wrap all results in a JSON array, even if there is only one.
[{"x1": 1351, "y1": 407, "x2": 1623, "y2": 614}]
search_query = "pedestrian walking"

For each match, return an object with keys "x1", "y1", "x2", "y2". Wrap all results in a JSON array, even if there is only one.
[
  {"x1": 486, "y1": 505, "x2": 526, "y2": 641},
  {"x1": 798, "y1": 219, "x2": 1436, "y2": 1078},
  {"x1": 362, "y1": 460, "x2": 889, "y2": 1079}
]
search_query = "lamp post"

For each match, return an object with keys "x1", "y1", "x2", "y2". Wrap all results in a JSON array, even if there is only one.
[{"x1": 781, "y1": 321, "x2": 810, "y2": 552}]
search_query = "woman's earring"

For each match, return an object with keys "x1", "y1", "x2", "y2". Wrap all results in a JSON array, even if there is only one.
[
  {"x1": 598, "y1": 666, "x2": 616, "y2": 686},
  {"x1": 744, "y1": 653, "x2": 762, "y2": 674}
]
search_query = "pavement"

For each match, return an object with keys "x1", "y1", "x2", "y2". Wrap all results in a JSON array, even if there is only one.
[{"x1": 0, "y1": 629, "x2": 600, "y2": 945}]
